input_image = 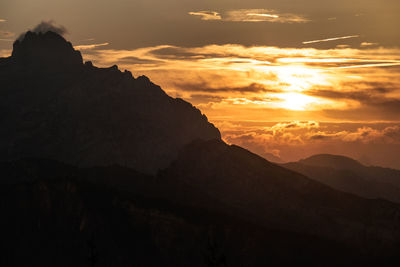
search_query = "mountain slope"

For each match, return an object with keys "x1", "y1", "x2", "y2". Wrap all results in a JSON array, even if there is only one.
[
  {"x1": 159, "y1": 140, "x2": 400, "y2": 246},
  {"x1": 283, "y1": 154, "x2": 400, "y2": 203},
  {"x1": 0, "y1": 31, "x2": 220, "y2": 174}
]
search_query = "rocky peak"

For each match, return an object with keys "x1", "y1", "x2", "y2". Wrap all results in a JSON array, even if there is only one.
[{"x1": 11, "y1": 31, "x2": 83, "y2": 70}]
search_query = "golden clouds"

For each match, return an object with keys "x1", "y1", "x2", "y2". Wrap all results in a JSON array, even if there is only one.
[
  {"x1": 189, "y1": 9, "x2": 309, "y2": 23},
  {"x1": 221, "y1": 121, "x2": 400, "y2": 165},
  {"x1": 188, "y1": 11, "x2": 221, "y2": 21},
  {"x1": 80, "y1": 43, "x2": 400, "y2": 122},
  {"x1": 74, "y1": 42, "x2": 109, "y2": 50}
]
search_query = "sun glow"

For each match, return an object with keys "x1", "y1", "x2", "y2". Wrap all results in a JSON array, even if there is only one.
[
  {"x1": 272, "y1": 65, "x2": 331, "y2": 92},
  {"x1": 274, "y1": 92, "x2": 317, "y2": 110}
]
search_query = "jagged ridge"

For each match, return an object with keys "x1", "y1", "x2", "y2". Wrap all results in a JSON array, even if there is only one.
[{"x1": 0, "y1": 31, "x2": 220, "y2": 173}]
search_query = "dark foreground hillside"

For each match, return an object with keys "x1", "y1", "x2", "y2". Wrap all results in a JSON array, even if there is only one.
[{"x1": 1, "y1": 142, "x2": 400, "y2": 266}]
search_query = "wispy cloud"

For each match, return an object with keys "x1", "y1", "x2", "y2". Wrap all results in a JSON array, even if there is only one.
[
  {"x1": 75, "y1": 42, "x2": 109, "y2": 50},
  {"x1": 188, "y1": 11, "x2": 221, "y2": 21},
  {"x1": 333, "y1": 62, "x2": 400, "y2": 69},
  {"x1": 303, "y1": 35, "x2": 359, "y2": 44},
  {"x1": 189, "y1": 9, "x2": 309, "y2": 23},
  {"x1": 361, "y1": 42, "x2": 379, "y2": 47},
  {"x1": 0, "y1": 30, "x2": 15, "y2": 38}
]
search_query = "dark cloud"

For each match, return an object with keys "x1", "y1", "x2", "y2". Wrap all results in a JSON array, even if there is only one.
[
  {"x1": 150, "y1": 46, "x2": 274, "y2": 62},
  {"x1": 310, "y1": 134, "x2": 332, "y2": 140},
  {"x1": 306, "y1": 88, "x2": 377, "y2": 102},
  {"x1": 0, "y1": 30, "x2": 14, "y2": 37},
  {"x1": 18, "y1": 21, "x2": 68, "y2": 41},
  {"x1": 117, "y1": 56, "x2": 164, "y2": 65},
  {"x1": 189, "y1": 94, "x2": 225, "y2": 105},
  {"x1": 320, "y1": 99, "x2": 400, "y2": 121},
  {"x1": 173, "y1": 82, "x2": 280, "y2": 93}
]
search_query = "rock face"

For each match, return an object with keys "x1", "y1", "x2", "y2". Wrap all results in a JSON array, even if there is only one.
[{"x1": 0, "y1": 31, "x2": 220, "y2": 173}]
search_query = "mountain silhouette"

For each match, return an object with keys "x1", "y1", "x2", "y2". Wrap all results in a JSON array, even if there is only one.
[
  {"x1": 283, "y1": 154, "x2": 400, "y2": 203},
  {"x1": 298, "y1": 154, "x2": 365, "y2": 170},
  {"x1": 0, "y1": 31, "x2": 220, "y2": 174},
  {"x1": 159, "y1": 140, "x2": 400, "y2": 243},
  {"x1": 1, "y1": 30, "x2": 400, "y2": 266}
]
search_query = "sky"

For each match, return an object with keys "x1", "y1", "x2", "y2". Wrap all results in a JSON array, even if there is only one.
[{"x1": 1, "y1": 0, "x2": 400, "y2": 168}]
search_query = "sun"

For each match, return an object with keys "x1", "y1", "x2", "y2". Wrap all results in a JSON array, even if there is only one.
[{"x1": 275, "y1": 92, "x2": 317, "y2": 111}]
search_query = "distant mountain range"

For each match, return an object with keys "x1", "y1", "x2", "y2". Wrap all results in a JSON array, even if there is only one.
[
  {"x1": 1, "y1": 31, "x2": 400, "y2": 266},
  {"x1": 283, "y1": 154, "x2": 400, "y2": 203}
]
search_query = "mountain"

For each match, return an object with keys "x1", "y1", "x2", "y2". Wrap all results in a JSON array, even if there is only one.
[
  {"x1": 160, "y1": 141, "x2": 400, "y2": 244},
  {"x1": 283, "y1": 154, "x2": 400, "y2": 203},
  {"x1": 261, "y1": 152, "x2": 284, "y2": 163},
  {"x1": 2, "y1": 156, "x2": 400, "y2": 266},
  {"x1": 0, "y1": 31, "x2": 220, "y2": 174},
  {"x1": 298, "y1": 154, "x2": 365, "y2": 170}
]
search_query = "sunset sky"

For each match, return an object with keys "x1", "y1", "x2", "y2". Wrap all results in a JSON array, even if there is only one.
[{"x1": 1, "y1": 0, "x2": 400, "y2": 168}]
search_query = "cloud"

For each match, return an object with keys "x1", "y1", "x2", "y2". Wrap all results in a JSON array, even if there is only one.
[
  {"x1": 74, "y1": 42, "x2": 109, "y2": 50},
  {"x1": 189, "y1": 94, "x2": 225, "y2": 105},
  {"x1": 189, "y1": 9, "x2": 308, "y2": 23},
  {"x1": 18, "y1": 20, "x2": 68, "y2": 40},
  {"x1": 0, "y1": 30, "x2": 14, "y2": 37},
  {"x1": 116, "y1": 56, "x2": 163, "y2": 65},
  {"x1": 303, "y1": 35, "x2": 359, "y2": 45},
  {"x1": 220, "y1": 121, "x2": 400, "y2": 166},
  {"x1": 172, "y1": 82, "x2": 279, "y2": 93},
  {"x1": 0, "y1": 49, "x2": 11, "y2": 57},
  {"x1": 224, "y1": 9, "x2": 309, "y2": 23},
  {"x1": 188, "y1": 11, "x2": 221, "y2": 21},
  {"x1": 0, "y1": 31, "x2": 14, "y2": 42},
  {"x1": 361, "y1": 42, "x2": 379, "y2": 47},
  {"x1": 332, "y1": 62, "x2": 400, "y2": 69},
  {"x1": 308, "y1": 126, "x2": 400, "y2": 145}
]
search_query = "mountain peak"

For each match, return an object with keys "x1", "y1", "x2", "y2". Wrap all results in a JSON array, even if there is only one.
[
  {"x1": 299, "y1": 154, "x2": 364, "y2": 170},
  {"x1": 0, "y1": 31, "x2": 220, "y2": 174},
  {"x1": 11, "y1": 31, "x2": 82, "y2": 70}
]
